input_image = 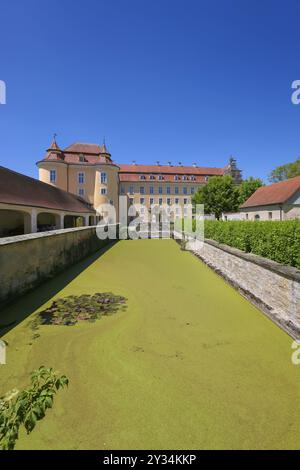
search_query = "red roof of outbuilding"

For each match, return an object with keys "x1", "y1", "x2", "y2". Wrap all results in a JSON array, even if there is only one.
[
  {"x1": 241, "y1": 176, "x2": 300, "y2": 208},
  {"x1": 0, "y1": 166, "x2": 94, "y2": 213}
]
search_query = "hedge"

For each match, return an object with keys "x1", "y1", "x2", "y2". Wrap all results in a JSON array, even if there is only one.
[{"x1": 199, "y1": 220, "x2": 300, "y2": 269}]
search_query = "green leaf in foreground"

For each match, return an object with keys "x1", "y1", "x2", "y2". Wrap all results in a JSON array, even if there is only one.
[{"x1": 0, "y1": 366, "x2": 69, "y2": 450}]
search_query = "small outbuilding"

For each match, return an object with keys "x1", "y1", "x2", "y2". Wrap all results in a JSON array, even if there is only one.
[{"x1": 240, "y1": 175, "x2": 300, "y2": 221}]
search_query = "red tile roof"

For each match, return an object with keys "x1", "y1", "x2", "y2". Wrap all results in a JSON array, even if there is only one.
[
  {"x1": 41, "y1": 141, "x2": 117, "y2": 166},
  {"x1": 64, "y1": 143, "x2": 109, "y2": 155},
  {"x1": 0, "y1": 166, "x2": 94, "y2": 213},
  {"x1": 118, "y1": 164, "x2": 224, "y2": 181},
  {"x1": 119, "y1": 173, "x2": 207, "y2": 183},
  {"x1": 241, "y1": 176, "x2": 300, "y2": 208},
  {"x1": 118, "y1": 163, "x2": 224, "y2": 175},
  {"x1": 40, "y1": 141, "x2": 227, "y2": 178}
]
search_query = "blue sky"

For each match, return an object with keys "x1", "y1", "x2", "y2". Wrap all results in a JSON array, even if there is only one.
[{"x1": 0, "y1": 0, "x2": 300, "y2": 181}]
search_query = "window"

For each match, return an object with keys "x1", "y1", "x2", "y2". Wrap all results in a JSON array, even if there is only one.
[
  {"x1": 191, "y1": 175, "x2": 196, "y2": 181},
  {"x1": 183, "y1": 175, "x2": 187, "y2": 181},
  {"x1": 140, "y1": 198, "x2": 145, "y2": 204},
  {"x1": 150, "y1": 198, "x2": 154, "y2": 205},
  {"x1": 78, "y1": 172, "x2": 85, "y2": 184},
  {"x1": 50, "y1": 170, "x2": 56, "y2": 183},
  {"x1": 184, "y1": 198, "x2": 188, "y2": 204},
  {"x1": 150, "y1": 175, "x2": 155, "y2": 180},
  {"x1": 159, "y1": 198, "x2": 163, "y2": 205},
  {"x1": 255, "y1": 214, "x2": 260, "y2": 220},
  {"x1": 150, "y1": 186, "x2": 154, "y2": 194},
  {"x1": 79, "y1": 154, "x2": 85, "y2": 162},
  {"x1": 174, "y1": 175, "x2": 179, "y2": 181},
  {"x1": 140, "y1": 175, "x2": 146, "y2": 180},
  {"x1": 268, "y1": 212, "x2": 273, "y2": 220},
  {"x1": 175, "y1": 186, "x2": 179, "y2": 195},
  {"x1": 205, "y1": 176, "x2": 209, "y2": 182},
  {"x1": 158, "y1": 175, "x2": 163, "y2": 181},
  {"x1": 100, "y1": 172, "x2": 107, "y2": 184},
  {"x1": 101, "y1": 188, "x2": 107, "y2": 195},
  {"x1": 129, "y1": 186, "x2": 134, "y2": 195},
  {"x1": 175, "y1": 198, "x2": 179, "y2": 204},
  {"x1": 183, "y1": 187, "x2": 187, "y2": 195},
  {"x1": 140, "y1": 186, "x2": 145, "y2": 194},
  {"x1": 167, "y1": 198, "x2": 171, "y2": 205},
  {"x1": 158, "y1": 186, "x2": 163, "y2": 194},
  {"x1": 120, "y1": 186, "x2": 125, "y2": 194},
  {"x1": 129, "y1": 198, "x2": 134, "y2": 205},
  {"x1": 167, "y1": 186, "x2": 171, "y2": 194},
  {"x1": 110, "y1": 200, "x2": 113, "y2": 205},
  {"x1": 190, "y1": 187, "x2": 195, "y2": 194},
  {"x1": 78, "y1": 188, "x2": 85, "y2": 197},
  {"x1": 246, "y1": 213, "x2": 249, "y2": 220}
]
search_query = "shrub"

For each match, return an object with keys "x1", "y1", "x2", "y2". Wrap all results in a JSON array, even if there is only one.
[{"x1": 200, "y1": 219, "x2": 300, "y2": 268}]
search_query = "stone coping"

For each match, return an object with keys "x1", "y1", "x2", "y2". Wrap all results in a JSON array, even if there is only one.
[
  {"x1": 204, "y1": 238, "x2": 300, "y2": 283},
  {"x1": 0, "y1": 224, "x2": 119, "y2": 246}
]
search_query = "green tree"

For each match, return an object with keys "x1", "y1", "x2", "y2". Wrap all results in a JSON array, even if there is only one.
[
  {"x1": 192, "y1": 175, "x2": 239, "y2": 219},
  {"x1": 238, "y1": 177, "x2": 263, "y2": 205},
  {"x1": 269, "y1": 158, "x2": 300, "y2": 182}
]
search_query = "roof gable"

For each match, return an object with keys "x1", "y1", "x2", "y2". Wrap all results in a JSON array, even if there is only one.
[{"x1": 241, "y1": 176, "x2": 300, "y2": 208}]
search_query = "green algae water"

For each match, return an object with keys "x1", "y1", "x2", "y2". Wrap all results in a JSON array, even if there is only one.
[{"x1": 0, "y1": 239, "x2": 299, "y2": 449}]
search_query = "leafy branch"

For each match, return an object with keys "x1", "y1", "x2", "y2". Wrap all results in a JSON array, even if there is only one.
[{"x1": 0, "y1": 366, "x2": 68, "y2": 450}]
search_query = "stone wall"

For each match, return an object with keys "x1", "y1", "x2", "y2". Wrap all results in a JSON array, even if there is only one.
[
  {"x1": 0, "y1": 226, "x2": 116, "y2": 307},
  {"x1": 174, "y1": 231, "x2": 300, "y2": 338}
]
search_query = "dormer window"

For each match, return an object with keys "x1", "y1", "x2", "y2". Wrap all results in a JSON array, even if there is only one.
[{"x1": 79, "y1": 154, "x2": 85, "y2": 162}]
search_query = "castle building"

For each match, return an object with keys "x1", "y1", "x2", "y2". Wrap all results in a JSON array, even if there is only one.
[{"x1": 37, "y1": 138, "x2": 242, "y2": 218}]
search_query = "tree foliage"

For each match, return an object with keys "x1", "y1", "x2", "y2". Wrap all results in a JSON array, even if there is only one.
[
  {"x1": 238, "y1": 177, "x2": 264, "y2": 205},
  {"x1": 269, "y1": 157, "x2": 300, "y2": 182},
  {"x1": 0, "y1": 366, "x2": 68, "y2": 450},
  {"x1": 192, "y1": 175, "x2": 239, "y2": 219}
]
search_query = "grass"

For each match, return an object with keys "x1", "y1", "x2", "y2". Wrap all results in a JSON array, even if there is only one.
[{"x1": 1, "y1": 239, "x2": 300, "y2": 449}]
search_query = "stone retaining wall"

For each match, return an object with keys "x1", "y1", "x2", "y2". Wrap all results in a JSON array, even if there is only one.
[
  {"x1": 0, "y1": 226, "x2": 116, "y2": 307},
  {"x1": 174, "y1": 231, "x2": 300, "y2": 338}
]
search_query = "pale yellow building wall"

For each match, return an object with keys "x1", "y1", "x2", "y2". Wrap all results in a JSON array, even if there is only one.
[
  {"x1": 38, "y1": 162, "x2": 120, "y2": 218},
  {"x1": 283, "y1": 205, "x2": 300, "y2": 220},
  {"x1": 38, "y1": 162, "x2": 68, "y2": 191},
  {"x1": 241, "y1": 206, "x2": 282, "y2": 221},
  {"x1": 120, "y1": 181, "x2": 203, "y2": 207},
  {"x1": 67, "y1": 165, "x2": 96, "y2": 204}
]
